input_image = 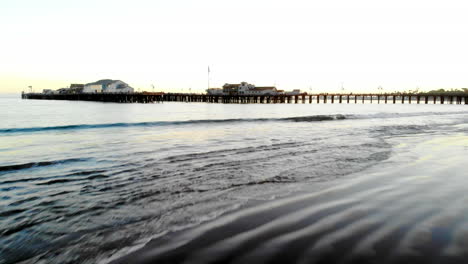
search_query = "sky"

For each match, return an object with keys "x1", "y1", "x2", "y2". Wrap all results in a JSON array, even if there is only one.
[{"x1": 1, "y1": 0, "x2": 468, "y2": 93}]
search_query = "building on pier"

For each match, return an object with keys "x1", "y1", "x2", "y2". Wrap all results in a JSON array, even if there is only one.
[
  {"x1": 206, "y1": 88, "x2": 224, "y2": 95},
  {"x1": 83, "y1": 79, "x2": 134, "y2": 93},
  {"x1": 42, "y1": 89, "x2": 56, "y2": 94},
  {"x1": 285, "y1": 89, "x2": 302, "y2": 95},
  {"x1": 222, "y1": 82, "x2": 251, "y2": 95},
  {"x1": 50, "y1": 84, "x2": 85, "y2": 94},
  {"x1": 245, "y1": 86, "x2": 278, "y2": 95},
  {"x1": 68, "y1": 84, "x2": 84, "y2": 94},
  {"x1": 57, "y1": 88, "x2": 70, "y2": 94},
  {"x1": 83, "y1": 84, "x2": 102, "y2": 93},
  {"x1": 40, "y1": 80, "x2": 134, "y2": 94},
  {"x1": 219, "y1": 82, "x2": 279, "y2": 95}
]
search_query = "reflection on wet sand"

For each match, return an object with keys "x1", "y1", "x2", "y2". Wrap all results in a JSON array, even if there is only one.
[{"x1": 112, "y1": 135, "x2": 468, "y2": 264}]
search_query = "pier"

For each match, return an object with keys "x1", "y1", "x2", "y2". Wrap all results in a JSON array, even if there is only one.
[{"x1": 22, "y1": 92, "x2": 468, "y2": 105}]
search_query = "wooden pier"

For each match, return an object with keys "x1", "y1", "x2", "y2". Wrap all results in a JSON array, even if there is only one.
[{"x1": 22, "y1": 92, "x2": 468, "y2": 105}]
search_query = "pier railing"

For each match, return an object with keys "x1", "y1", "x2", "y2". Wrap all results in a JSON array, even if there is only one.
[{"x1": 21, "y1": 92, "x2": 468, "y2": 105}]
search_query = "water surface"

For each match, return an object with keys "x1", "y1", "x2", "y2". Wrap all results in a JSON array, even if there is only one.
[{"x1": 0, "y1": 95, "x2": 467, "y2": 263}]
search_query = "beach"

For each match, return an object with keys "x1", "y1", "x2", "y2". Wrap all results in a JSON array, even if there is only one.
[
  {"x1": 0, "y1": 95, "x2": 467, "y2": 263},
  {"x1": 111, "y1": 131, "x2": 468, "y2": 264}
]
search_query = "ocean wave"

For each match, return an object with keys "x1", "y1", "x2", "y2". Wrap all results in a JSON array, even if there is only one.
[
  {"x1": 2, "y1": 110, "x2": 466, "y2": 135},
  {"x1": 0, "y1": 115, "x2": 347, "y2": 134},
  {"x1": 0, "y1": 158, "x2": 89, "y2": 173}
]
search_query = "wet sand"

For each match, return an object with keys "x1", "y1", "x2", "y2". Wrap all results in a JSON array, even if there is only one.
[{"x1": 111, "y1": 134, "x2": 468, "y2": 264}]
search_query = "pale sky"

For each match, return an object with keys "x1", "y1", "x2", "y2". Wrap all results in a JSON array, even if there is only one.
[{"x1": 1, "y1": 0, "x2": 468, "y2": 93}]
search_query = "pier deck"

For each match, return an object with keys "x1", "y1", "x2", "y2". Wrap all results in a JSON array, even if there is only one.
[{"x1": 21, "y1": 92, "x2": 468, "y2": 105}]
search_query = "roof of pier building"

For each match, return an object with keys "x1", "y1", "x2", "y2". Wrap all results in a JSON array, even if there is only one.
[
  {"x1": 84, "y1": 79, "x2": 132, "y2": 89},
  {"x1": 223, "y1": 83, "x2": 241, "y2": 88},
  {"x1": 254, "y1": 87, "x2": 277, "y2": 91},
  {"x1": 70, "y1": 84, "x2": 84, "y2": 88},
  {"x1": 223, "y1": 83, "x2": 274, "y2": 88},
  {"x1": 85, "y1": 79, "x2": 116, "y2": 86}
]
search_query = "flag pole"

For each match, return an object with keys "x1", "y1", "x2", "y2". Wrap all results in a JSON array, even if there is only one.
[{"x1": 207, "y1": 66, "x2": 210, "y2": 90}]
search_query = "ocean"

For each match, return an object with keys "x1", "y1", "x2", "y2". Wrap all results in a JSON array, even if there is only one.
[{"x1": 0, "y1": 94, "x2": 467, "y2": 264}]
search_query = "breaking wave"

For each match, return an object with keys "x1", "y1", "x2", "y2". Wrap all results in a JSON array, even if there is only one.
[
  {"x1": 1, "y1": 111, "x2": 466, "y2": 135},
  {"x1": 0, "y1": 158, "x2": 89, "y2": 173},
  {"x1": 0, "y1": 115, "x2": 347, "y2": 134}
]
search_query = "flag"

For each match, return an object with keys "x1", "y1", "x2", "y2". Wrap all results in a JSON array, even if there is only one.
[{"x1": 28, "y1": 86, "x2": 32, "y2": 88}]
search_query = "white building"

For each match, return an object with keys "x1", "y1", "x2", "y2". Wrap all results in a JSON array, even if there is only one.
[
  {"x1": 104, "y1": 80, "x2": 134, "y2": 93},
  {"x1": 237, "y1": 82, "x2": 256, "y2": 95},
  {"x1": 243, "y1": 86, "x2": 277, "y2": 95},
  {"x1": 209, "y1": 82, "x2": 301, "y2": 96},
  {"x1": 83, "y1": 84, "x2": 103, "y2": 93},
  {"x1": 222, "y1": 82, "x2": 278, "y2": 95},
  {"x1": 285, "y1": 89, "x2": 302, "y2": 95},
  {"x1": 83, "y1": 79, "x2": 134, "y2": 93}
]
